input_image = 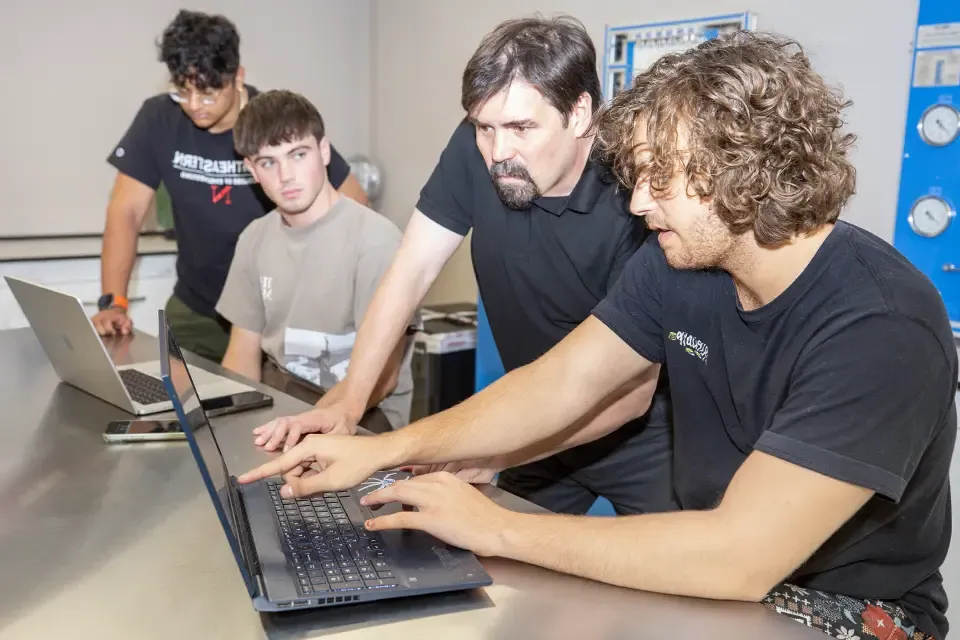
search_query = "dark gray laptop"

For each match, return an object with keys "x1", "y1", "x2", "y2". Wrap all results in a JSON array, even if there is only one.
[
  {"x1": 157, "y1": 309, "x2": 492, "y2": 612},
  {"x1": 5, "y1": 275, "x2": 254, "y2": 415}
]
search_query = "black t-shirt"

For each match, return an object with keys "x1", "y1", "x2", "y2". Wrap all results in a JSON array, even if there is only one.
[
  {"x1": 416, "y1": 119, "x2": 670, "y2": 428},
  {"x1": 106, "y1": 85, "x2": 352, "y2": 318},
  {"x1": 593, "y1": 221, "x2": 956, "y2": 639}
]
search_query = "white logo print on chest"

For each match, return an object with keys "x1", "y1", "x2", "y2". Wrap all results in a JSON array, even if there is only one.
[
  {"x1": 260, "y1": 276, "x2": 273, "y2": 302},
  {"x1": 668, "y1": 330, "x2": 709, "y2": 363}
]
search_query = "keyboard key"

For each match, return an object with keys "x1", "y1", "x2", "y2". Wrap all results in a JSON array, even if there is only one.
[
  {"x1": 360, "y1": 572, "x2": 377, "y2": 581},
  {"x1": 344, "y1": 575, "x2": 361, "y2": 582},
  {"x1": 377, "y1": 571, "x2": 394, "y2": 579},
  {"x1": 328, "y1": 576, "x2": 344, "y2": 584}
]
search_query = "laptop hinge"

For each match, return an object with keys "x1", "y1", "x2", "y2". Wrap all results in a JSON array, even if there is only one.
[{"x1": 227, "y1": 475, "x2": 264, "y2": 598}]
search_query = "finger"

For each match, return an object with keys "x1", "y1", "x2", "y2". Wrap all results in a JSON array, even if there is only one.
[
  {"x1": 253, "y1": 419, "x2": 278, "y2": 440},
  {"x1": 283, "y1": 422, "x2": 302, "y2": 452},
  {"x1": 281, "y1": 468, "x2": 347, "y2": 498},
  {"x1": 358, "y1": 478, "x2": 428, "y2": 509},
  {"x1": 263, "y1": 419, "x2": 291, "y2": 451},
  {"x1": 237, "y1": 446, "x2": 309, "y2": 486},
  {"x1": 365, "y1": 510, "x2": 424, "y2": 532}
]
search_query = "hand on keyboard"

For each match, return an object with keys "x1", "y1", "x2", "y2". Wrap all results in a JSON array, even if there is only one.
[
  {"x1": 239, "y1": 434, "x2": 396, "y2": 498},
  {"x1": 359, "y1": 471, "x2": 510, "y2": 558}
]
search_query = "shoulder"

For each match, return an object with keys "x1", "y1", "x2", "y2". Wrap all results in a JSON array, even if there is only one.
[
  {"x1": 236, "y1": 212, "x2": 276, "y2": 250},
  {"x1": 825, "y1": 223, "x2": 952, "y2": 340},
  {"x1": 342, "y1": 199, "x2": 402, "y2": 246},
  {"x1": 135, "y1": 92, "x2": 181, "y2": 125}
]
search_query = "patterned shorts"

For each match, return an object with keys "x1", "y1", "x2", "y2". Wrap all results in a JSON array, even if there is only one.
[{"x1": 762, "y1": 584, "x2": 936, "y2": 640}]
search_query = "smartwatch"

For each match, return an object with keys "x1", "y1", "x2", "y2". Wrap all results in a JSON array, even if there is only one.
[{"x1": 97, "y1": 293, "x2": 129, "y2": 312}]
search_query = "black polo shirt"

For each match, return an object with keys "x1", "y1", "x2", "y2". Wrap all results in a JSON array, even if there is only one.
[{"x1": 417, "y1": 119, "x2": 669, "y2": 426}]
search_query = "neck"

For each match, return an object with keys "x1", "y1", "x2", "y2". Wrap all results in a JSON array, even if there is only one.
[
  {"x1": 209, "y1": 85, "x2": 247, "y2": 134},
  {"x1": 724, "y1": 224, "x2": 835, "y2": 311},
  {"x1": 279, "y1": 181, "x2": 340, "y2": 229},
  {"x1": 542, "y1": 135, "x2": 593, "y2": 197}
]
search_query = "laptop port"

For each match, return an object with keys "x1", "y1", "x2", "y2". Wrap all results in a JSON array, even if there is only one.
[
  {"x1": 277, "y1": 602, "x2": 293, "y2": 609},
  {"x1": 293, "y1": 600, "x2": 308, "y2": 606}
]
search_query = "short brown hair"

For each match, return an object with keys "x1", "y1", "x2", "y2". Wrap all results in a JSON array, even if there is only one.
[
  {"x1": 462, "y1": 15, "x2": 601, "y2": 125},
  {"x1": 234, "y1": 89, "x2": 326, "y2": 158},
  {"x1": 592, "y1": 31, "x2": 857, "y2": 246}
]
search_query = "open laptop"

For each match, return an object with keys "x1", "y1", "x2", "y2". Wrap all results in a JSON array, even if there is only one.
[
  {"x1": 5, "y1": 276, "x2": 254, "y2": 415},
  {"x1": 157, "y1": 309, "x2": 492, "y2": 611}
]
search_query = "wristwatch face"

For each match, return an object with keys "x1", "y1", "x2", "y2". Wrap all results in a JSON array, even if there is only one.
[{"x1": 97, "y1": 293, "x2": 113, "y2": 310}]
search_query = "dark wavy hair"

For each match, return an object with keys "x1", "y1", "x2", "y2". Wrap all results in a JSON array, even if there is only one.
[
  {"x1": 462, "y1": 15, "x2": 602, "y2": 125},
  {"x1": 592, "y1": 30, "x2": 857, "y2": 246},
  {"x1": 234, "y1": 90, "x2": 326, "y2": 158},
  {"x1": 158, "y1": 10, "x2": 240, "y2": 91}
]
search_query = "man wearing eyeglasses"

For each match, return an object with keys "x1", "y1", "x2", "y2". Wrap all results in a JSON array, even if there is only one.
[{"x1": 94, "y1": 9, "x2": 368, "y2": 362}]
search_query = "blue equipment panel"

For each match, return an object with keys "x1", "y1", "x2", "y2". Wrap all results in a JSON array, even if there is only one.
[
  {"x1": 601, "y1": 13, "x2": 756, "y2": 100},
  {"x1": 892, "y1": 0, "x2": 960, "y2": 335}
]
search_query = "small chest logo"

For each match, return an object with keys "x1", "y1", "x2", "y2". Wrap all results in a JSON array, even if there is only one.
[
  {"x1": 260, "y1": 276, "x2": 273, "y2": 302},
  {"x1": 668, "y1": 330, "x2": 708, "y2": 363}
]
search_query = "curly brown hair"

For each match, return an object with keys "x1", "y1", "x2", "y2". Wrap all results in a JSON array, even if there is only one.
[{"x1": 591, "y1": 31, "x2": 857, "y2": 246}]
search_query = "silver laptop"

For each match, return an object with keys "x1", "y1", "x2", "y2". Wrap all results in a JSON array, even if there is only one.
[{"x1": 5, "y1": 276, "x2": 254, "y2": 415}]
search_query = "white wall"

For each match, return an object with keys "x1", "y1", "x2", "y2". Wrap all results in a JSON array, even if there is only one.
[
  {"x1": 371, "y1": 0, "x2": 920, "y2": 304},
  {"x1": 0, "y1": 0, "x2": 373, "y2": 238}
]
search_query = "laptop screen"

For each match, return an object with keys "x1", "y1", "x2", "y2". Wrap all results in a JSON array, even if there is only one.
[{"x1": 158, "y1": 312, "x2": 256, "y2": 596}]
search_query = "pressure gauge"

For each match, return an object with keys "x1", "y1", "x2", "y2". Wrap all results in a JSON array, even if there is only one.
[
  {"x1": 909, "y1": 196, "x2": 955, "y2": 238},
  {"x1": 918, "y1": 104, "x2": 960, "y2": 146}
]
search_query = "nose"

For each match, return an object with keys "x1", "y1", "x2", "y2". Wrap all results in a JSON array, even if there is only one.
[
  {"x1": 277, "y1": 159, "x2": 293, "y2": 183},
  {"x1": 629, "y1": 182, "x2": 653, "y2": 216},
  {"x1": 186, "y1": 93, "x2": 205, "y2": 112},
  {"x1": 491, "y1": 131, "x2": 515, "y2": 164}
]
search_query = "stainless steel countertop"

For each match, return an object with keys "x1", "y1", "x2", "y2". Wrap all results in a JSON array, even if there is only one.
[{"x1": 0, "y1": 327, "x2": 822, "y2": 639}]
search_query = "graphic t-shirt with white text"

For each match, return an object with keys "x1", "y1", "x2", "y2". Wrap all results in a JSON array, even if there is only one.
[{"x1": 107, "y1": 85, "x2": 352, "y2": 318}]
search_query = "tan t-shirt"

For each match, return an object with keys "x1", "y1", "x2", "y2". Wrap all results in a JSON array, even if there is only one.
[{"x1": 215, "y1": 197, "x2": 413, "y2": 429}]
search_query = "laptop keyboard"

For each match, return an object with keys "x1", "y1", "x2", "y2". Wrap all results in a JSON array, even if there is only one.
[
  {"x1": 267, "y1": 481, "x2": 398, "y2": 595},
  {"x1": 118, "y1": 369, "x2": 170, "y2": 405}
]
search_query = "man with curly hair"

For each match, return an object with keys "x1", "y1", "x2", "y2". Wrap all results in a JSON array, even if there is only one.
[
  {"x1": 94, "y1": 9, "x2": 368, "y2": 362},
  {"x1": 240, "y1": 31, "x2": 954, "y2": 640}
]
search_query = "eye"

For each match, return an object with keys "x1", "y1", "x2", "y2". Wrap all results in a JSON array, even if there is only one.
[
  {"x1": 293, "y1": 151, "x2": 306, "y2": 160},
  {"x1": 258, "y1": 159, "x2": 274, "y2": 169}
]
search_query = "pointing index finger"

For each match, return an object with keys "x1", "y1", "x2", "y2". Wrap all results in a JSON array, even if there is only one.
[{"x1": 238, "y1": 447, "x2": 306, "y2": 484}]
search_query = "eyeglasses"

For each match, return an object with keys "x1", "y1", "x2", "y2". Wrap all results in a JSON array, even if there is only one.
[{"x1": 168, "y1": 86, "x2": 222, "y2": 106}]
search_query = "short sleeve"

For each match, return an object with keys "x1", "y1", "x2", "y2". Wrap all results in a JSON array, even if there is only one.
[
  {"x1": 106, "y1": 99, "x2": 163, "y2": 189},
  {"x1": 591, "y1": 235, "x2": 667, "y2": 363},
  {"x1": 414, "y1": 121, "x2": 476, "y2": 236},
  {"x1": 754, "y1": 314, "x2": 954, "y2": 502},
  {"x1": 215, "y1": 227, "x2": 266, "y2": 334},
  {"x1": 353, "y1": 220, "x2": 403, "y2": 325},
  {"x1": 327, "y1": 143, "x2": 350, "y2": 188},
  {"x1": 605, "y1": 214, "x2": 648, "y2": 292}
]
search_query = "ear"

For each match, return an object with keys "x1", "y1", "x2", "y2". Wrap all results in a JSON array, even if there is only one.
[
  {"x1": 570, "y1": 91, "x2": 594, "y2": 137},
  {"x1": 235, "y1": 65, "x2": 246, "y2": 87},
  {"x1": 318, "y1": 136, "x2": 331, "y2": 167},
  {"x1": 243, "y1": 158, "x2": 261, "y2": 184}
]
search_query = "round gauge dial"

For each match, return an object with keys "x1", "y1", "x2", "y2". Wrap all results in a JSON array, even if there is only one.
[
  {"x1": 909, "y1": 196, "x2": 954, "y2": 238},
  {"x1": 918, "y1": 104, "x2": 960, "y2": 146}
]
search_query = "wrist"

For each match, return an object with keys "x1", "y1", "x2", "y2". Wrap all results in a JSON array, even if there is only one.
[
  {"x1": 98, "y1": 292, "x2": 129, "y2": 312},
  {"x1": 490, "y1": 509, "x2": 530, "y2": 558}
]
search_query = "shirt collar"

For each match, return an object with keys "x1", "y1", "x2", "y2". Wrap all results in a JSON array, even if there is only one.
[{"x1": 532, "y1": 160, "x2": 614, "y2": 216}]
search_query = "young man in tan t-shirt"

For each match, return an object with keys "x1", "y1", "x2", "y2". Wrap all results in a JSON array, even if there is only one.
[{"x1": 216, "y1": 89, "x2": 414, "y2": 431}]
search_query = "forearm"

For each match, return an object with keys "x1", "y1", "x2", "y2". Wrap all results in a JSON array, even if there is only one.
[
  {"x1": 340, "y1": 290, "x2": 424, "y2": 422},
  {"x1": 384, "y1": 355, "x2": 603, "y2": 468},
  {"x1": 489, "y1": 367, "x2": 659, "y2": 469},
  {"x1": 495, "y1": 509, "x2": 770, "y2": 601},
  {"x1": 221, "y1": 350, "x2": 262, "y2": 382},
  {"x1": 101, "y1": 209, "x2": 141, "y2": 297}
]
